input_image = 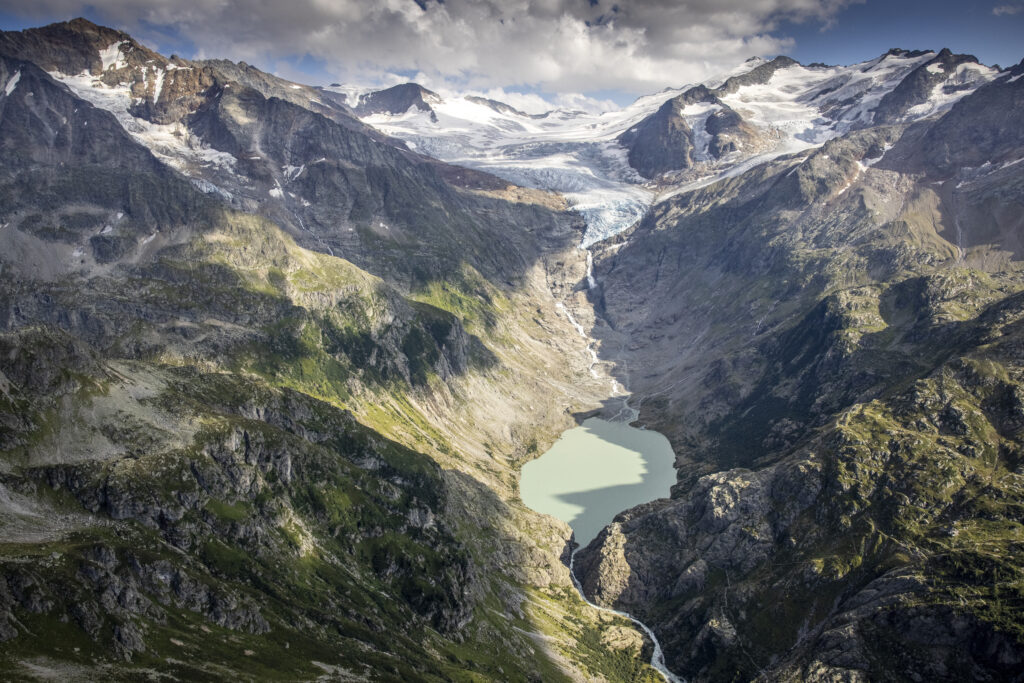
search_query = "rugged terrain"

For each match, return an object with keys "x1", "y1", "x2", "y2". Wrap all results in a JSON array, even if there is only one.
[
  {"x1": 2, "y1": 16, "x2": 1024, "y2": 682},
  {"x1": 0, "y1": 19, "x2": 662, "y2": 682},
  {"x1": 574, "y1": 56, "x2": 1024, "y2": 682},
  {"x1": 350, "y1": 40, "x2": 1024, "y2": 681}
]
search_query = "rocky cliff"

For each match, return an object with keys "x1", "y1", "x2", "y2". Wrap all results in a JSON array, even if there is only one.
[{"x1": 577, "y1": 61, "x2": 1024, "y2": 680}]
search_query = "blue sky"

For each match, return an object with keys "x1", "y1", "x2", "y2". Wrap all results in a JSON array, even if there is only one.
[
  {"x1": 0, "y1": 1, "x2": 1021, "y2": 111},
  {"x1": 780, "y1": 0, "x2": 1024, "y2": 70}
]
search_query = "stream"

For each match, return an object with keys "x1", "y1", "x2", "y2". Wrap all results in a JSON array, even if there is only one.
[
  {"x1": 524, "y1": 245, "x2": 684, "y2": 681},
  {"x1": 569, "y1": 549, "x2": 684, "y2": 683}
]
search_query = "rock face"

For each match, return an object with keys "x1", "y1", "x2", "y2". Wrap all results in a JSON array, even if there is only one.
[
  {"x1": 464, "y1": 94, "x2": 533, "y2": 118},
  {"x1": 618, "y1": 96, "x2": 697, "y2": 178},
  {"x1": 355, "y1": 82, "x2": 441, "y2": 121},
  {"x1": 617, "y1": 56, "x2": 795, "y2": 178},
  {"x1": 577, "y1": 55, "x2": 1024, "y2": 681},
  {"x1": 872, "y1": 49, "x2": 984, "y2": 125},
  {"x1": 890, "y1": 59, "x2": 1024, "y2": 176},
  {"x1": 616, "y1": 50, "x2": 1001, "y2": 180}
]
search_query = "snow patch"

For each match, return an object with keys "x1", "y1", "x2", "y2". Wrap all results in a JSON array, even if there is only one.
[
  {"x1": 98, "y1": 41, "x2": 128, "y2": 71},
  {"x1": 151, "y1": 67, "x2": 166, "y2": 104},
  {"x1": 50, "y1": 70, "x2": 238, "y2": 175},
  {"x1": 4, "y1": 70, "x2": 20, "y2": 96},
  {"x1": 358, "y1": 51, "x2": 997, "y2": 246},
  {"x1": 906, "y1": 62, "x2": 998, "y2": 120},
  {"x1": 862, "y1": 143, "x2": 893, "y2": 167},
  {"x1": 191, "y1": 178, "x2": 233, "y2": 200},
  {"x1": 682, "y1": 101, "x2": 722, "y2": 162}
]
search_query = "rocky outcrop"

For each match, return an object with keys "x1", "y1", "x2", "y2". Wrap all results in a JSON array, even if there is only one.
[
  {"x1": 355, "y1": 82, "x2": 441, "y2": 122},
  {"x1": 199, "y1": 58, "x2": 377, "y2": 134},
  {"x1": 0, "y1": 17, "x2": 141, "y2": 78},
  {"x1": 464, "y1": 95, "x2": 533, "y2": 118},
  {"x1": 618, "y1": 96, "x2": 696, "y2": 178},
  {"x1": 704, "y1": 104, "x2": 760, "y2": 158},
  {"x1": 616, "y1": 57, "x2": 796, "y2": 178},
  {"x1": 886, "y1": 58, "x2": 1024, "y2": 176},
  {"x1": 0, "y1": 379, "x2": 475, "y2": 667},
  {"x1": 714, "y1": 55, "x2": 800, "y2": 94},
  {"x1": 873, "y1": 48, "x2": 983, "y2": 125}
]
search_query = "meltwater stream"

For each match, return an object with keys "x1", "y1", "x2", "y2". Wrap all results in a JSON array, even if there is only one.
[
  {"x1": 519, "y1": 418, "x2": 683, "y2": 682},
  {"x1": 569, "y1": 549, "x2": 684, "y2": 683}
]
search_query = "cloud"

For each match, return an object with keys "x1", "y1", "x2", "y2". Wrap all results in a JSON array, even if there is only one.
[
  {"x1": 1, "y1": 0, "x2": 860, "y2": 104},
  {"x1": 992, "y1": 4, "x2": 1023, "y2": 15}
]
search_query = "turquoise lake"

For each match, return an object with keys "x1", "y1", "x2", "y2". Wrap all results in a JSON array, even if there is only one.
[{"x1": 519, "y1": 417, "x2": 677, "y2": 547}]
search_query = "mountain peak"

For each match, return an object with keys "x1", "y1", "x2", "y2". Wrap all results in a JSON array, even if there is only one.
[
  {"x1": 464, "y1": 94, "x2": 532, "y2": 118},
  {"x1": 355, "y1": 82, "x2": 442, "y2": 120},
  {"x1": 0, "y1": 16, "x2": 159, "y2": 78},
  {"x1": 885, "y1": 48, "x2": 933, "y2": 58}
]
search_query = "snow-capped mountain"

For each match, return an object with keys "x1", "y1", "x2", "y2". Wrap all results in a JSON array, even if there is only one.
[
  {"x1": 4, "y1": 17, "x2": 1024, "y2": 682},
  {"x1": 3, "y1": 15, "x2": 1002, "y2": 251},
  {"x1": 346, "y1": 49, "x2": 1000, "y2": 246}
]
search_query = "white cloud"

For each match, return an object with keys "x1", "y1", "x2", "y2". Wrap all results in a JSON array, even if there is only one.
[
  {"x1": 8, "y1": 0, "x2": 861, "y2": 102},
  {"x1": 992, "y1": 4, "x2": 1023, "y2": 16}
]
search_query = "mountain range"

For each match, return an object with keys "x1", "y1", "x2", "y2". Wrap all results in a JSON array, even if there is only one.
[{"x1": 0, "y1": 17, "x2": 1023, "y2": 682}]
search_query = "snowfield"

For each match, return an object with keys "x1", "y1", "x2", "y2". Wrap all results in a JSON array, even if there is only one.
[
  {"x1": 51, "y1": 68, "x2": 238, "y2": 176},
  {"x1": 40, "y1": 40, "x2": 998, "y2": 249},
  {"x1": 348, "y1": 51, "x2": 996, "y2": 246}
]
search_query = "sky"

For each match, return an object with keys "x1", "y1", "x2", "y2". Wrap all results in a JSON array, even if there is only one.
[{"x1": 0, "y1": 0, "x2": 1021, "y2": 113}]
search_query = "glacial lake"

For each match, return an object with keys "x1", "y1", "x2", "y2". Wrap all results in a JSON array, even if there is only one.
[{"x1": 520, "y1": 418, "x2": 676, "y2": 547}]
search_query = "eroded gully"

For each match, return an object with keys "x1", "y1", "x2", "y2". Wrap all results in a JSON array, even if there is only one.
[{"x1": 555, "y1": 245, "x2": 684, "y2": 683}]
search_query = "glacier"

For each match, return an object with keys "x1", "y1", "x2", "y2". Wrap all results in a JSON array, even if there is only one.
[{"x1": 347, "y1": 50, "x2": 997, "y2": 247}]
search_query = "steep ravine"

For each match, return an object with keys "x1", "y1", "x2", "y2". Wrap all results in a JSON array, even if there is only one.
[{"x1": 542, "y1": 240, "x2": 687, "y2": 681}]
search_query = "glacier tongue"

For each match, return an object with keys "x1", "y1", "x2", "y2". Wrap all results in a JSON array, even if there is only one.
[
  {"x1": 363, "y1": 94, "x2": 664, "y2": 246},
  {"x1": 571, "y1": 186, "x2": 652, "y2": 247}
]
